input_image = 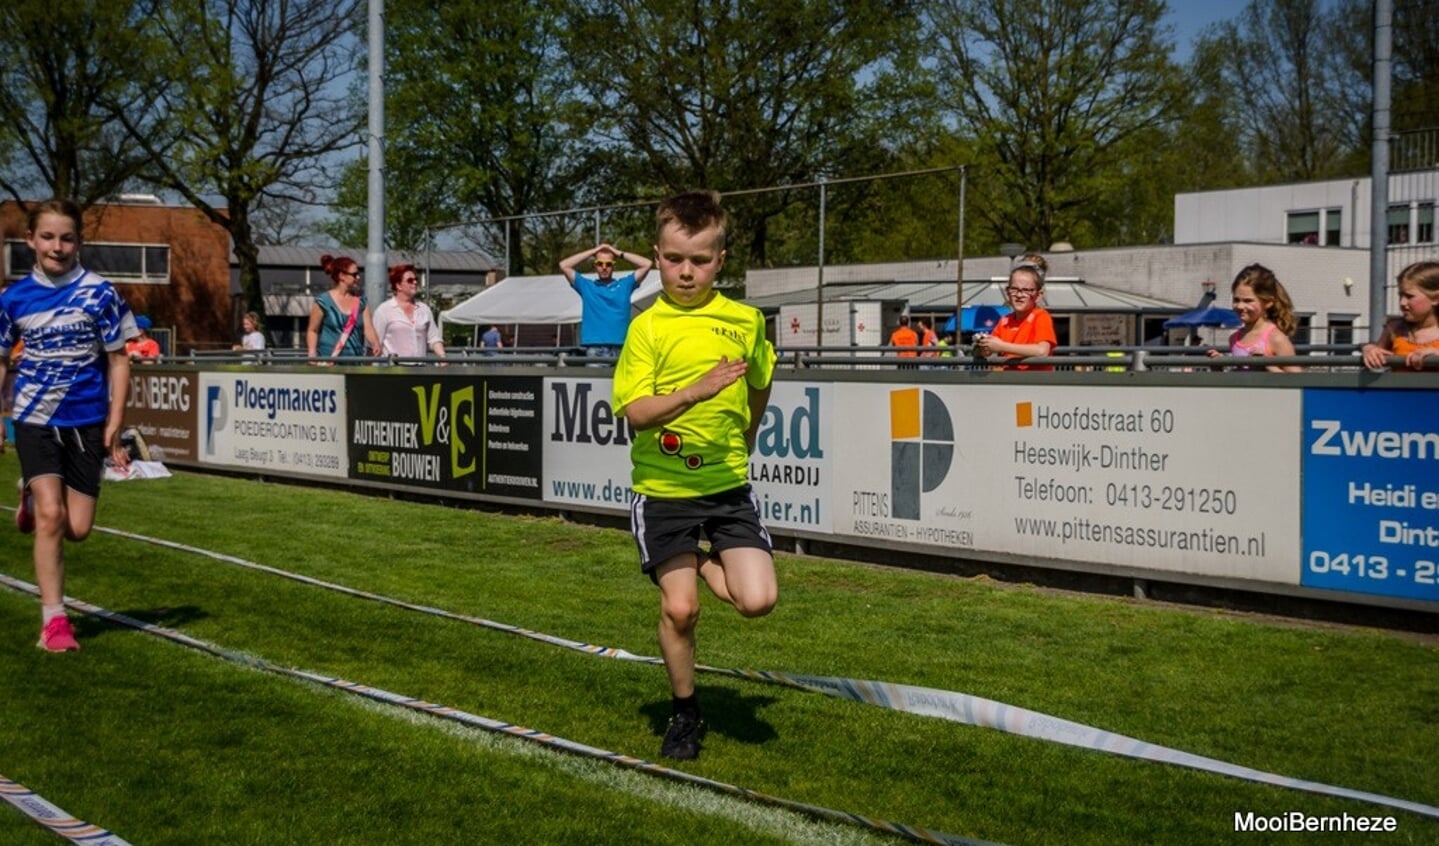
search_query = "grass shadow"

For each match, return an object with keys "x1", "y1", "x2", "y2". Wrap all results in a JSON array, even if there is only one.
[
  {"x1": 73, "y1": 605, "x2": 210, "y2": 639},
  {"x1": 641, "y1": 684, "x2": 780, "y2": 747}
]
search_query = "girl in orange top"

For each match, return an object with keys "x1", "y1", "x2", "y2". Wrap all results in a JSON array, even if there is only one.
[
  {"x1": 1362, "y1": 260, "x2": 1439, "y2": 371},
  {"x1": 975, "y1": 254, "x2": 1057, "y2": 370}
]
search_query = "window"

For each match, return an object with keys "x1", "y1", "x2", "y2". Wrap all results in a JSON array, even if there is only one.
[
  {"x1": 1294, "y1": 313, "x2": 1313, "y2": 345},
  {"x1": 1328, "y1": 316, "x2": 1356, "y2": 346},
  {"x1": 1287, "y1": 209, "x2": 1342, "y2": 246},
  {"x1": 1287, "y1": 211, "x2": 1320, "y2": 245},
  {"x1": 1419, "y1": 203, "x2": 1435, "y2": 243},
  {"x1": 1388, "y1": 204, "x2": 1411, "y2": 244},
  {"x1": 5, "y1": 240, "x2": 170, "y2": 284}
]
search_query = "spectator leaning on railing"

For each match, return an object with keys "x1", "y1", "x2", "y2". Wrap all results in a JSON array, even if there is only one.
[
  {"x1": 974, "y1": 254, "x2": 1056, "y2": 371},
  {"x1": 1362, "y1": 260, "x2": 1439, "y2": 371}
]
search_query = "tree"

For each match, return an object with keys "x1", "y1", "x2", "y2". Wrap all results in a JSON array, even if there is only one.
[
  {"x1": 565, "y1": 0, "x2": 925, "y2": 273},
  {"x1": 115, "y1": 0, "x2": 362, "y2": 319},
  {"x1": 927, "y1": 0, "x2": 1187, "y2": 251},
  {"x1": 327, "y1": 0, "x2": 585, "y2": 275},
  {"x1": 1202, "y1": 0, "x2": 1363, "y2": 183},
  {"x1": 0, "y1": 0, "x2": 165, "y2": 206}
]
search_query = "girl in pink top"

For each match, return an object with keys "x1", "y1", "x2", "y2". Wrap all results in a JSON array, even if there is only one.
[{"x1": 1208, "y1": 264, "x2": 1300, "y2": 372}]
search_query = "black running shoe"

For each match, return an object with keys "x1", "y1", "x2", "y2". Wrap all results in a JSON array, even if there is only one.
[{"x1": 660, "y1": 711, "x2": 706, "y2": 761}]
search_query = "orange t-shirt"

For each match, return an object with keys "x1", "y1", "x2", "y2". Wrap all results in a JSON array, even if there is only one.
[
  {"x1": 990, "y1": 308, "x2": 1057, "y2": 370},
  {"x1": 890, "y1": 326, "x2": 919, "y2": 357},
  {"x1": 1392, "y1": 335, "x2": 1439, "y2": 370},
  {"x1": 920, "y1": 328, "x2": 939, "y2": 357}
]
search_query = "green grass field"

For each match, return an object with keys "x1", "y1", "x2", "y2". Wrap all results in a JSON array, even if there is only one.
[{"x1": 2, "y1": 455, "x2": 1437, "y2": 845}]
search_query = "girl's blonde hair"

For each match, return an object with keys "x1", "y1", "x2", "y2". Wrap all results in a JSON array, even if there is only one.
[
  {"x1": 1232, "y1": 263, "x2": 1296, "y2": 336},
  {"x1": 1010, "y1": 253, "x2": 1048, "y2": 289},
  {"x1": 1396, "y1": 260, "x2": 1439, "y2": 302}
]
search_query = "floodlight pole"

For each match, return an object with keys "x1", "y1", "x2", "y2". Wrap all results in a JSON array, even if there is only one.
[
  {"x1": 955, "y1": 166, "x2": 966, "y2": 328},
  {"x1": 1368, "y1": 0, "x2": 1392, "y2": 340},
  {"x1": 364, "y1": 0, "x2": 386, "y2": 307},
  {"x1": 816, "y1": 178, "x2": 827, "y2": 351}
]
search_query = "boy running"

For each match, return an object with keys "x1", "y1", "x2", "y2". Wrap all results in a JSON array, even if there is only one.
[{"x1": 613, "y1": 190, "x2": 777, "y2": 761}]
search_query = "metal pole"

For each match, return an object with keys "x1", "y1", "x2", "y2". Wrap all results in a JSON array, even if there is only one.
[
  {"x1": 364, "y1": 0, "x2": 386, "y2": 308},
  {"x1": 1369, "y1": 0, "x2": 1392, "y2": 341},
  {"x1": 816, "y1": 179, "x2": 826, "y2": 351},
  {"x1": 955, "y1": 166, "x2": 966, "y2": 334}
]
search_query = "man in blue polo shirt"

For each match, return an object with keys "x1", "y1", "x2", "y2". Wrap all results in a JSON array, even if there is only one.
[{"x1": 558, "y1": 241, "x2": 653, "y2": 360}]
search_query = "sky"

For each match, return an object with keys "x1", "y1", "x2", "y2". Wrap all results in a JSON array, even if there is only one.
[{"x1": 1165, "y1": 0, "x2": 1252, "y2": 59}]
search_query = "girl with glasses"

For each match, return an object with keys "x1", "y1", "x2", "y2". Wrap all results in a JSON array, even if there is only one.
[{"x1": 975, "y1": 253, "x2": 1057, "y2": 370}]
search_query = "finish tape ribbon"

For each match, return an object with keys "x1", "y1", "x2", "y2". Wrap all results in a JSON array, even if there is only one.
[
  {"x1": 0, "y1": 774, "x2": 131, "y2": 845},
  {"x1": 83, "y1": 525, "x2": 1439, "y2": 821},
  {"x1": 0, "y1": 574, "x2": 993, "y2": 846}
]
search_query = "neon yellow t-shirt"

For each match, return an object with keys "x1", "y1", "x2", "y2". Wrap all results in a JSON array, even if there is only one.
[{"x1": 613, "y1": 292, "x2": 776, "y2": 498}]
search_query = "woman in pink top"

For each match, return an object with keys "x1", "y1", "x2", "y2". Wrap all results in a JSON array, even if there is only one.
[{"x1": 1208, "y1": 264, "x2": 1300, "y2": 372}]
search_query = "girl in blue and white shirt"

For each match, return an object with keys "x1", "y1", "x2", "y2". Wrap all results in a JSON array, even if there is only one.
[{"x1": 0, "y1": 198, "x2": 138, "y2": 652}]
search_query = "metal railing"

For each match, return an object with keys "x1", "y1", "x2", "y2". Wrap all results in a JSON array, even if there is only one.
[{"x1": 175, "y1": 343, "x2": 1436, "y2": 372}]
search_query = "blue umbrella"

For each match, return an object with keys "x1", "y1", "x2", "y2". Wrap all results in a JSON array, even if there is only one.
[
  {"x1": 943, "y1": 305, "x2": 1012, "y2": 334},
  {"x1": 1163, "y1": 304, "x2": 1241, "y2": 330}
]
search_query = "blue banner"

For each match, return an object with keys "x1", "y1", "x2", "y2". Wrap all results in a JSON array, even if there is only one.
[{"x1": 1302, "y1": 388, "x2": 1439, "y2": 602}]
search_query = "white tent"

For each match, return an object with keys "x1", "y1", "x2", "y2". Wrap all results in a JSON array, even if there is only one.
[{"x1": 440, "y1": 273, "x2": 663, "y2": 326}]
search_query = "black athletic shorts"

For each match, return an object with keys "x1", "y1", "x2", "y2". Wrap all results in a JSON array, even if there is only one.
[
  {"x1": 15, "y1": 422, "x2": 107, "y2": 499},
  {"x1": 630, "y1": 484, "x2": 772, "y2": 579}
]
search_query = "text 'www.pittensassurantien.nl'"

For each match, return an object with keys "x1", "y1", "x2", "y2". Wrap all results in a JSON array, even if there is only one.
[{"x1": 1234, "y1": 811, "x2": 1398, "y2": 834}]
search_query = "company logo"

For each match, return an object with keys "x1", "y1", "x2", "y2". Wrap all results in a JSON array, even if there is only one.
[
  {"x1": 204, "y1": 384, "x2": 228, "y2": 456},
  {"x1": 658, "y1": 430, "x2": 703, "y2": 470},
  {"x1": 890, "y1": 388, "x2": 953, "y2": 520},
  {"x1": 1310, "y1": 419, "x2": 1439, "y2": 460},
  {"x1": 549, "y1": 380, "x2": 635, "y2": 446}
]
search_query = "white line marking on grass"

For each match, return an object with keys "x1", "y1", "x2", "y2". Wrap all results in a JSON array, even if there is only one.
[
  {"x1": 84, "y1": 522, "x2": 1439, "y2": 823},
  {"x1": 0, "y1": 574, "x2": 995, "y2": 846},
  {"x1": 366, "y1": 699, "x2": 892, "y2": 846},
  {"x1": 0, "y1": 773, "x2": 132, "y2": 845}
]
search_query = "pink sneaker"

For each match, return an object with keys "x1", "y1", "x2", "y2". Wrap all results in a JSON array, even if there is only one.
[
  {"x1": 38, "y1": 615, "x2": 79, "y2": 652},
  {"x1": 15, "y1": 479, "x2": 33, "y2": 534}
]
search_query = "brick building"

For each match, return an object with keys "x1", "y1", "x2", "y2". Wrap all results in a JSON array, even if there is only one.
[{"x1": 2, "y1": 197, "x2": 232, "y2": 351}]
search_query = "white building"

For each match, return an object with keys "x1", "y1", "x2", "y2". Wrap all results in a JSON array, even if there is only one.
[{"x1": 744, "y1": 167, "x2": 1439, "y2": 345}]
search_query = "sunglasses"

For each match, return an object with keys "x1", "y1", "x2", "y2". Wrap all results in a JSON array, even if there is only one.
[{"x1": 593, "y1": 261, "x2": 614, "y2": 268}]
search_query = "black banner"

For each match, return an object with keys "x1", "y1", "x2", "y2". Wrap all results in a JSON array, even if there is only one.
[{"x1": 345, "y1": 374, "x2": 543, "y2": 500}]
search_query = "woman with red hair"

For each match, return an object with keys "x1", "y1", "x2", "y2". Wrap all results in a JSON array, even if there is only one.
[{"x1": 373, "y1": 264, "x2": 445, "y2": 361}]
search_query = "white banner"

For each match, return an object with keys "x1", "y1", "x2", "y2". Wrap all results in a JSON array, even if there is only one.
[
  {"x1": 832, "y1": 383, "x2": 1300, "y2": 582},
  {"x1": 197, "y1": 372, "x2": 348, "y2": 478},
  {"x1": 543, "y1": 377, "x2": 833, "y2": 533}
]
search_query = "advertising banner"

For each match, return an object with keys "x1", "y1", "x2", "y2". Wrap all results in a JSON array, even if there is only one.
[
  {"x1": 346, "y1": 374, "x2": 542, "y2": 500},
  {"x1": 832, "y1": 383, "x2": 1301, "y2": 582},
  {"x1": 543, "y1": 377, "x2": 833, "y2": 533},
  {"x1": 198, "y1": 372, "x2": 347, "y2": 477},
  {"x1": 1301, "y1": 388, "x2": 1439, "y2": 603},
  {"x1": 124, "y1": 368, "x2": 199, "y2": 462}
]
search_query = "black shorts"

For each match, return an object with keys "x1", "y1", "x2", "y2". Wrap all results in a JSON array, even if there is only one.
[
  {"x1": 630, "y1": 484, "x2": 772, "y2": 579},
  {"x1": 15, "y1": 422, "x2": 107, "y2": 499}
]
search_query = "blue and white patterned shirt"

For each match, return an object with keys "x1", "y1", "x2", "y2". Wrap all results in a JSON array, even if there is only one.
[{"x1": 0, "y1": 264, "x2": 137, "y2": 427}]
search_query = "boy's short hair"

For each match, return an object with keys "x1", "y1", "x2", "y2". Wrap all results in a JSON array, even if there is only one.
[{"x1": 655, "y1": 190, "x2": 728, "y2": 249}]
